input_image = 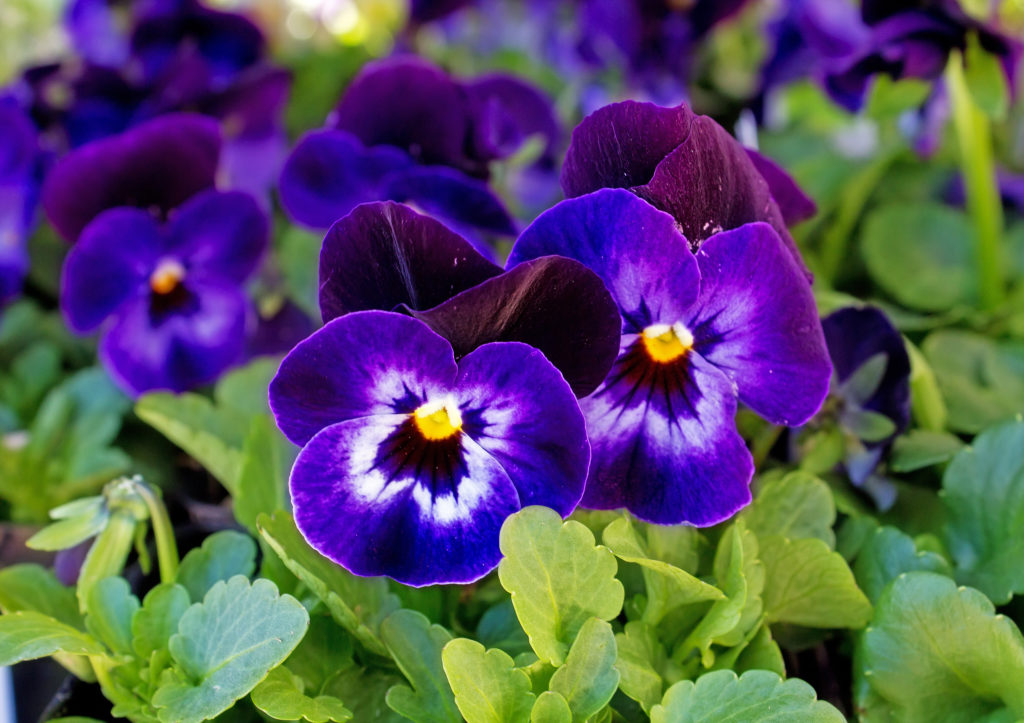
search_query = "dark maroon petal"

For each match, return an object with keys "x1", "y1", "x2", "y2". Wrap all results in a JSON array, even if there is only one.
[
  {"x1": 318, "y1": 201, "x2": 502, "y2": 323},
  {"x1": 405, "y1": 256, "x2": 621, "y2": 397},
  {"x1": 42, "y1": 113, "x2": 221, "y2": 242},
  {"x1": 330, "y1": 57, "x2": 472, "y2": 172},
  {"x1": 560, "y1": 100, "x2": 696, "y2": 197},
  {"x1": 745, "y1": 149, "x2": 817, "y2": 225}
]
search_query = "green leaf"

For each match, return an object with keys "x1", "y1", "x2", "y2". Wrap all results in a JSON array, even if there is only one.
[
  {"x1": 476, "y1": 601, "x2": 531, "y2": 658},
  {"x1": 381, "y1": 609, "x2": 460, "y2": 723},
  {"x1": 322, "y1": 667, "x2": 406, "y2": 723},
  {"x1": 498, "y1": 506, "x2": 625, "y2": 666},
  {"x1": 906, "y1": 338, "x2": 947, "y2": 432},
  {"x1": 651, "y1": 670, "x2": 845, "y2": 722},
  {"x1": 152, "y1": 576, "x2": 309, "y2": 723},
  {"x1": 258, "y1": 511, "x2": 399, "y2": 657},
  {"x1": 0, "y1": 611, "x2": 106, "y2": 665},
  {"x1": 548, "y1": 618, "x2": 619, "y2": 722},
  {"x1": 84, "y1": 577, "x2": 140, "y2": 656},
  {"x1": 602, "y1": 517, "x2": 723, "y2": 625},
  {"x1": 234, "y1": 415, "x2": 290, "y2": 534},
  {"x1": 853, "y1": 526, "x2": 952, "y2": 603},
  {"x1": 759, "y1": 535, "x2": 871, "y2": 628},
  {"x1": 860, "y1": 203, "x2": 974, "y2": 311},
  {"x1": 135, "y1": 393, "x2": 246, "y2": 493},
  {"x1": 132, "y1": 583, "x2": 191, "y2": 660},
  {"x1": 890, "y1": 430, "x2": 964, "y2": 472},
  {"x1": 284, "y1": 613, "x2": 354, "y2": 693},
  {"x1": 964, "y1": 32, "x2": 1009, "y2": 119},
  {"x1": 614, "y1": 622, "x2": 665, "y2": 713},
  {"x1": 943, "y1": 419, "x2": 1024, "y2": 603},
  {"x1": 744, "y1": 471, "x2": 836, "y2": 547},
  {"x1": 866, "y1": 75, "x2": 932, "y2": 118},
  {"x1": 213, "y1": 359, "x2": 278, "y2": 417},
  {"x1": 530, "y1": 692, "x2": 572, "y2": 723},
  {"x1": 251, "y1": 666, "x2": 353, "y2": 722},
  {"x1": 176, "y1": 530, "x2": 257, "y2": 602},
  {"x1": 0, "y1": 564, "x2": 83, "y2": 627},
  {"x1": 734, "y1": 624, "x2": 785, "y2": 676},
  {"x1": 26, "y1": 502, "x2": 109, "y2": 551},
  {"x1": 441, "y1": 638, "x2": 535, "y2": 723},
  {"x1": 859, "y1": 572, "x2": 1024, "y2": 722}
]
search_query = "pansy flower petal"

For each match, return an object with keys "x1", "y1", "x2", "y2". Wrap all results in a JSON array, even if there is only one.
[
  {"x1": 318, "y1": 201, "x2": 502, "y2": 323},
  {"x1": 745, "y1": 149, "x2": 817, "y2": 226},
  {"x1": 278, "y1": 129, "x2": 413, "y2": 230},
  {"x1": 464, "y1": 74, "x2": 561, "y2": 163},
  {"x1": 99, "y1": 278, "x2": 248, "y2": 396},
  {"x1": 269, "y1": 311, "x2": 458, "y2": 446},
  {"x1": 509, "y1": 189, "x2": 699, "y2": 333},
  {"x1": 166, "y1": 189, "x2": 268, "y2": 282},
  {"x1": 42, "y1": 113, "x2": 221, "y2": 241},
  {"x1": 291, "y1": 414, "x2": 520, "y2": 586},
  {"x1": 407, "y1": 256, "x2": 621, "y2": 397},
  {"x1": 60, "y1": 208, "x2": 163, "y2": 333},
  {"x1": 689, "y1": 222, "x2": 831, "y2": 426},
  {"x1": 455, "y1": 341, "x2": 589, "y2": 514},
  {"x1": 0, "y1": 187, "x2": 31, "y2": 303},
  {"x1": 581, "y1": 345, "x2": 753, "y2": 525}
]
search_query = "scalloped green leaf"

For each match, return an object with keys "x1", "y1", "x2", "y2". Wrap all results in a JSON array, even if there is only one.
[
  {"x1": 531, "y1": 692, "x2": 572, "y2": 723},
  {"x1": 0, "y1": 564, "x2": 83, "y2": 628},
  {"x1": 251, "y1": 666, "x2": 352, "y2": 722},
  {"x1": 859, "y1": 572, "x2": 1024, "y2": 722},
  {"x1": 152, "y1": 576, "x2": 308, "y2": 723},
  {"x1": 498, "y1": 507, "x2": 624, "y2": 666},
  {"x1": 381, "y1": 609, "x2": 460, "y2": 723},
  {"x1": 549, "y1": 618, "x2": 619, "y2": 721},
  {"x1": 0, "y1": 611, "x2": 105, "y2": 665},
  {"x1": 441, "y1": 638, "x2": 535, "y2": 723},
  {"x1": 853, "y1": 526, "x2": 952, "y2": 603},
  {"x1": 943, "y1": 419, "x2": 1024, "y2": 604},
  {"x1": 176, "y1": 530, "x2": 257, "y2": 603},
  {"x1": 743, "y1": 471, "x2": 836, "y2": 547},
  {"x1": 615, "y1": 622, "x2": 664, "y2": 712},
  {"x1": 651, "y1": 670, "x2": 845, "y2": 722},
  {"x1": 132, "y1": 583, "x2": 191, "y2": 660},
  {"x1": 84, "y1": 576, "x2": 139, "y2": 656}
]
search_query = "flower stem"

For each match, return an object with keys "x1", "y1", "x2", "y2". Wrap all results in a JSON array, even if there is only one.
[
  {"x1": 945, "y1": 52, "x2": 1005, "y2": 311},
  {"x1": 135, "y1": 480, "x2": 179, "y2": 584}
]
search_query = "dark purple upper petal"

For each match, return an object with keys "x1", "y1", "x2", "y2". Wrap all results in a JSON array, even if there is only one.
[
  {"x1": 405, "y1": 255, "x2": 621, "y2": 397},
  {"x1": 318, "y1": 201, "x2": 502, "y2": 323},
  {"x1": 330, "y1": 57, "x2": 472, "y2": 172},
  {"x1": 278, "y1": 129, "x2": 413, "y2": 230},
  {"x1": 463, "y1": 74, "x2": 561, "y2": 163},
  {"x1": 745, "y1": 149, "x2": 817, "y2": 226},
  {"x1": 687, "y1": 223, "x2": 831, "y2": 426},
  {"x1": 42, "y1": 113, "x2": 221, "y2": 242},
  {"x1": 64, "y1": 0, "x2": 132, "y2": 67}
]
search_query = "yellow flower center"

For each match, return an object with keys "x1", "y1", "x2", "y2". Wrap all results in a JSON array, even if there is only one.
[
  {"x1": 413, "y1": 398, "x2": 463, "y2": 441},
  {"x1": 150, "y1": 259, "x2": 186, "y2": 296},
  {"x1": 641, "y1": 322, "x2": 694, "y2": 363}
]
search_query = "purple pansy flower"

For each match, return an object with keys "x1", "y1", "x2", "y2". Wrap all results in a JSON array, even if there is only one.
[
  {"x1": 269, "y1": 310, "x2": 589, "y2": 585},
  {"x1": 508, "y1": 189, "x2": 831, "y2": 525},
  {"x1": 278, "y1": 57, "x2": 558, "y2": 243},
  {"x1": 560, "y1": 100, "x2": 815, "y2": 277},
  {"x1": 316, "y1": 201, "x2": 622, "y2": 398},
  {"x1": 42, "y1": 113, "x2": 221, "y2": 242},
  {"x1": 60, "y1": 189, "x2": 267, "y2": 395},
  {"x1": 0, "y1": 99, "x2": 42, "y2": 304}
]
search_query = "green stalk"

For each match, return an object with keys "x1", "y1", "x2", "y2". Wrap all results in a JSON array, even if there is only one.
[
  {"x1": 945, "y1": 52, "x2": 1005, "y2": 310},
  {"x1": 135, "y1": 480, "x2": 179, "y2": 584}
]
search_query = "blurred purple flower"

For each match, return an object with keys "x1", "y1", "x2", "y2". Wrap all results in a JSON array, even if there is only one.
[
  {"x1": 60, "y1": 189, "x2": 267, "y2": 395},
  {"x1": 0, "y1": 99, "x2": 43, "y2": 305}
]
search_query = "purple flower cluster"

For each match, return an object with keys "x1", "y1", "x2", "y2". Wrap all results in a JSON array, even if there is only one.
[
  {"x1": 269, "y1": 99, "x2": 832, "y2": 585},
  {"x1": 0, "y1": 99, "x2": 43, "y2": 304}
]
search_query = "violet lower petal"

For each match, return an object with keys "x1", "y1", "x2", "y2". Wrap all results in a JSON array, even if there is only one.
[
  {"x1": 688, "y1": 222, "x2": 831, "y2": 426},
  {"x1": 42, "y1": 113, "x2": 221, "y2": 242},
  {"x1": 291, "y1": 414, "x2": 520, "y2": 586},
  {"x1": 407, "y1": 255, "x2": 620, "y2": 397},
  {"x1": 581, "y1": 341, "x2": 753, "y2": 525},
  {"x1": 278, "y1": 129, "x2": 413, "y2": 230},
  {"x1": 318, "y1": 201, "x2": 501, "y2": 323},
  {"x1": 269, "y1": 311, "x2": 459, "y2": 446}
]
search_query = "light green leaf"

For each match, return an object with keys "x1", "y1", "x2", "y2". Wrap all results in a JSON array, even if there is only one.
[
  {"x1": 853, "y1": 526, "x2": 952, "y2": 603},
  {"x1": 258, "y1": 511, "x2": 399, "y2": 657},
  {"x1": 645, "y1": 524, "x2": 702, "y2": 573},
  {"x1": 964, "y1": 31, "x2": 1009, "y2": 119},
  {"x1": 860, "y1": 203, "x2": 974, "y2": 312},
  {"x1": 531, "y1": 692, "x2": 572, "y2": 723},
  {"x1": 744, "y1": 471, "x2": 836, "y2": 547},
  {"x1": 234, "y1": 415, "x2": 290, "y2": 534},
  {"x1": 614, "y1": 622, "x2": 664, "y2": 712},
  {"x1": 152, "y1": 576, "x2": 309, "y2": 723},
  {"x1": 381, "y1": 609, "x2": 460, "y2": 723},
  {"x1": 651, "y1": 670, "x2": 845, "y2": 722},
  {"x1": 135, "y1": 393, "x2": 246, "y2": 493},
  {"x1": 498, "y1": 506, "x2": 624, "y2": 665},
  {"x1": 890, "y1": 430, "x2": 964, "y2": 472},
  {"x1": 176, "y1": 530, "x2": 257, "y2": 602},
  {"x1": 866, "y1": 75, "x2": 932, "y2": 118},
  {"x1": 906, "y1": 338, "x2": 947, "y2": 432},
  {"x1": 84, "y1": 577, "x2": 139, "y2": 656},
  {"x1": 0, "y1": 610, "x2": 105, "y2": 665},
  {"x1": 132, "y1": 583, "x2": 191, "y2": 660},
  {"x1": 734, "y1": 625, "x2": 785, "y2": 676},
  {"x1": 0, "y1": 564, "x2": 83, "y2": 628},
  {"x1": 251, "y1": 666, "x2": 352, "y2": 722},
  {"x1": 441, "y1": 638, "x2": 535, "y2": 723},
  {"x1": 26, "y1": 503, "x2": 109, "y2": 551},
  {"x1": 548, "y1": 618, "x2": 618, "y2": 722},
  {"x1": 214, "y1": 358, "x2": 278, "y2": 417},
  {"x1": 859, "y1": 572, "x2": 1024, "y2": 722},
  {"x1": 760, "y1": 535, "x2": 871, "y2": 628},
  {"x1": 943, "y1": 419, "x2": 1024, "y2": 603}
]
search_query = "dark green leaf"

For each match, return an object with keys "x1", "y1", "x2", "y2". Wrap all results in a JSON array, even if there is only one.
[
  {"x1": 853, "y1": 526, "x2": 952, "y2": 603},
  {"x1": 381, "y1": 609, "x2": 460, "y2": 723}
]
